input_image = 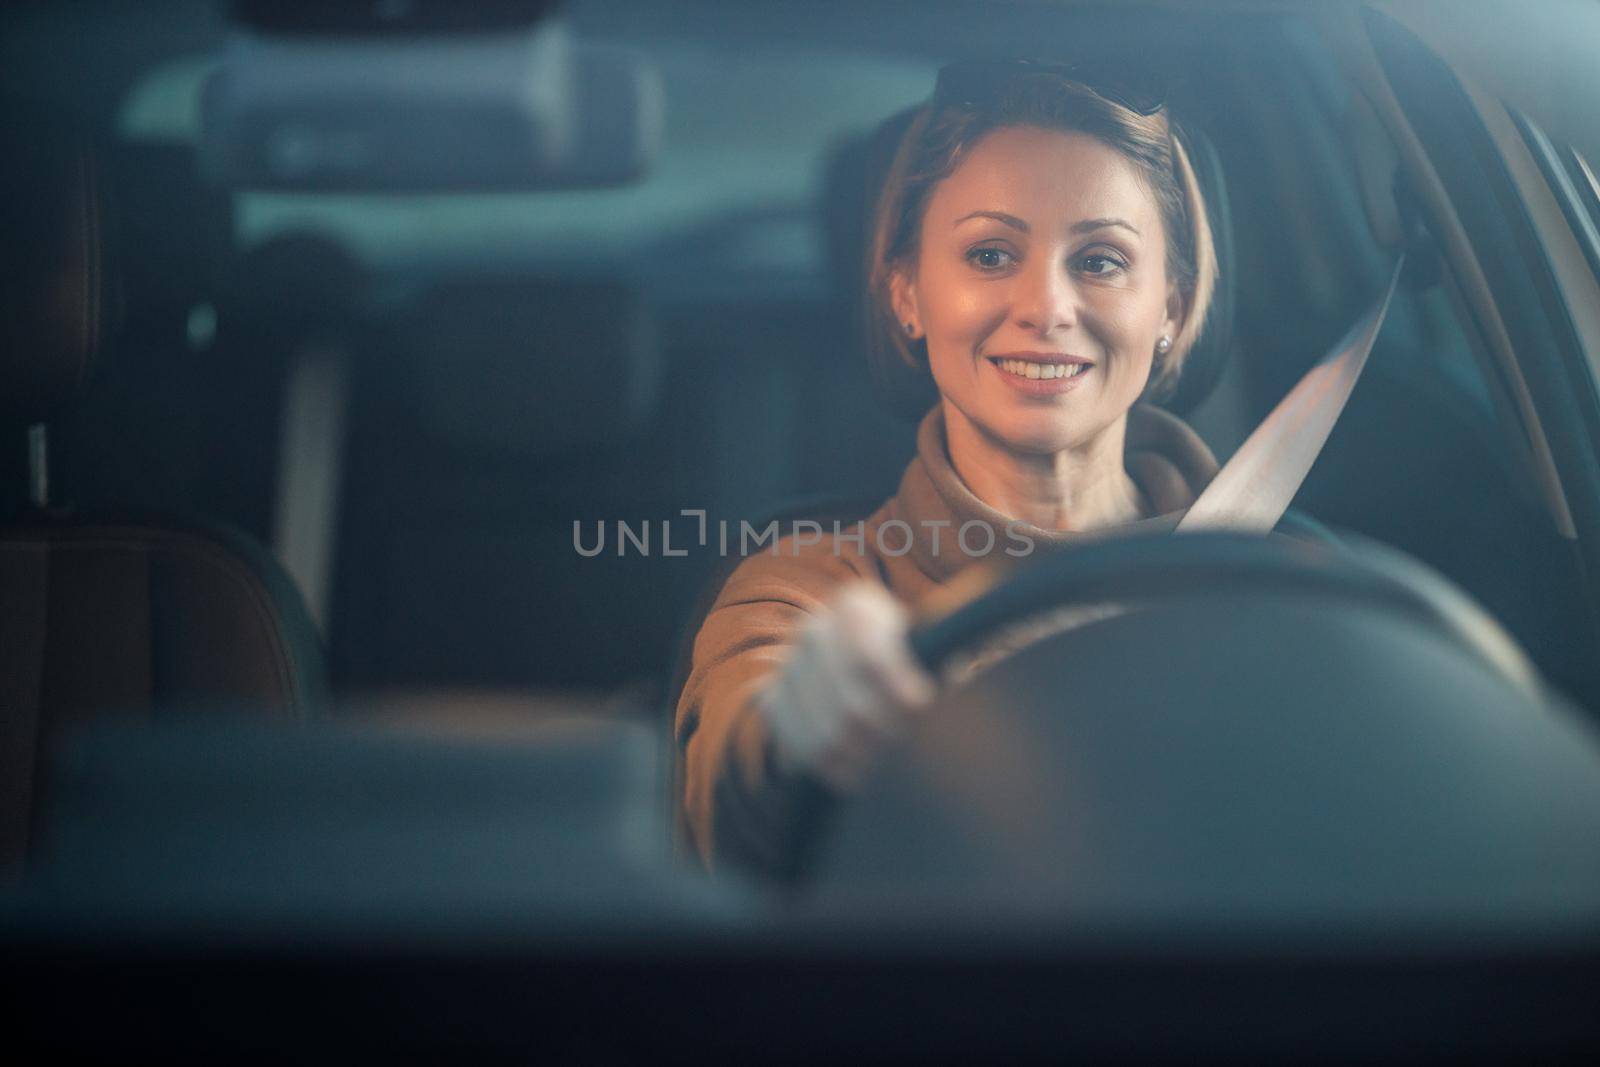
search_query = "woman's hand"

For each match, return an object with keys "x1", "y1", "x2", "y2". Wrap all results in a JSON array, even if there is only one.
[{"x1": 757, "y1": 581, "x2": 937, "y2": 793}]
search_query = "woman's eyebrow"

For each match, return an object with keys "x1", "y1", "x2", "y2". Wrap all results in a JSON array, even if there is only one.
[
  {"x1": 1071, "y1": 217, "x2": 1140, "y2": 237},
  {"x1": 953, "y1": 210, "x2": 1029, "y2": 231},
  {"x1": 952, "y1": 211, "x2": 1141, "y2": 238}
]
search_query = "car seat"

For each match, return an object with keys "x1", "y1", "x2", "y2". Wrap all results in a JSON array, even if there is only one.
[{"x1": 0, "y1": 110, "x2": 325, "y2": 876}]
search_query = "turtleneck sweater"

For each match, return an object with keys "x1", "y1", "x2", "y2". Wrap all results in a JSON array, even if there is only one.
[{"x1": 675, "y1": 403, "x2": 1220, "y2": 875}]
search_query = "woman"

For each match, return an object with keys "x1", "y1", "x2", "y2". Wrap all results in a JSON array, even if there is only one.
[{"x1": 676, "y1": 61, "x2": 1220, "y2": 877}]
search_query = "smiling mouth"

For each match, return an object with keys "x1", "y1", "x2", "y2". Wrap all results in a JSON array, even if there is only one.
[{"x1": 988, "y1": 357, "x2": 1093, "y2": 381}]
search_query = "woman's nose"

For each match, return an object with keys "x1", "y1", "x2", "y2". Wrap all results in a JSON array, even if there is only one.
[{"x1": 1012, "y1": 259, "x2": 1079, "y2": 336}]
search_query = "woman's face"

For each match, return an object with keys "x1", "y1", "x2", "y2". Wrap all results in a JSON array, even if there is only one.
[{"x1": 892, "y1": 125, "x2": 1181, "y2": 456}]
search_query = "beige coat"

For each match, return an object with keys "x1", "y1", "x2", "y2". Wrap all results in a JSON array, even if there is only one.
[{"x1": 675, "y1": 404, "x2": 1220, "y2": 876}]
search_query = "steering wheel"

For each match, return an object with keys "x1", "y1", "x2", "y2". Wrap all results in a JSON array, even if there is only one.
[
  {"x1": 906, "y1": 530, "x2": 1540, "y2": 698},
  {"x1": 753, "y1": 530, "x2": 1552, "y2": 887},
  {"x1": 801, "y1": 531, "x2": 1600, "y2": 912}
]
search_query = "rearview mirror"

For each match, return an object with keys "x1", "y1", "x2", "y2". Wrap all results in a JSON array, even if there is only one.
[{"x1": 198, "y1": 24, "x2": 661, "y2": 191}]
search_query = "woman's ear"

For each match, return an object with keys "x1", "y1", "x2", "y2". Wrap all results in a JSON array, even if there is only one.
[
  {"x1": 1161, "y1": 279, "x2": 1186, "y2": 351},
  {"x1": 889, "y1": 266, "x2": 923, "y2": 340}
]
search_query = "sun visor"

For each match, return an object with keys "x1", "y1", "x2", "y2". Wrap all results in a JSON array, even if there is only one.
[{"x1": 198, "y1": 25, "x2": 660, "y2": 191}]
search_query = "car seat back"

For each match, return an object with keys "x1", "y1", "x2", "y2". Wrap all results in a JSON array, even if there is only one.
[{"x1": 0, "y1": 109, "x2": 324, "y2": 875}]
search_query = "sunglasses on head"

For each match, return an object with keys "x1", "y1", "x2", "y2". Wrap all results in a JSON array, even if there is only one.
[{"x1": 933, "y1": 58, "x2": 1168, "y2": 118}]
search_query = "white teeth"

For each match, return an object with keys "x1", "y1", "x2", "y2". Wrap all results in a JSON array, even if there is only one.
[{"x1": 995, "y1": 359, "x2": 1090, "y2": 380}]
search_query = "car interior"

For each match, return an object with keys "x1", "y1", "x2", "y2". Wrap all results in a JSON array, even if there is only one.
[
  {"x1": 3, "y1": 0, "x2": 1600, "y2": 1060},
  {"x1": 6, "y1": 3, "x2": 1593, "y2": 720}
]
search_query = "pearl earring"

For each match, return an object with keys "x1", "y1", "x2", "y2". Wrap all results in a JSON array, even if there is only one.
[{"x1": 1156, "y1": 335, "x2": 1172, "y2": 354}]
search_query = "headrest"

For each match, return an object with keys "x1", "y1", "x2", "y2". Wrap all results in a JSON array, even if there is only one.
[
  {"x1": 823, "y1": 107, "x2": 936, "y2": 422},
  {"x1": 822, "y1": 107, "x2": 1236, "y2": 421},
  {"x1": 396, "y1": 280, "x2": 659, "y2": 458},
  {"x1": 110, "y1": 142, "x2": 235, "y2": 348},
  {"x1": 0, "y1": 110, "x2": 110, "y2": 423}
]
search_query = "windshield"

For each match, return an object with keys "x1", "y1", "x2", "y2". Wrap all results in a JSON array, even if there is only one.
[{"x1": 4, "y1": 1, "x2": 1600, "y2": 1059}]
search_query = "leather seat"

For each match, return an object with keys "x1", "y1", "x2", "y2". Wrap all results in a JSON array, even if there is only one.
[
  {"x1": 0, "y1": 111, "x2": 325, "y2": 876},
  {"x1": 55, "y1": 141, "x2": 289, "y2": 547}
]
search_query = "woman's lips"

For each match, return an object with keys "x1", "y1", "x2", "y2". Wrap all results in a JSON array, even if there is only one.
[{"x1": 985, "y1": 354, "x2": 1094, "y2": 395}]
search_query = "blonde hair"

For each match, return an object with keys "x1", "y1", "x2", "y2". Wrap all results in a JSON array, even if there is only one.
[{"x1": 868, "y1": 69, "x2": 1218, "y2": 401}]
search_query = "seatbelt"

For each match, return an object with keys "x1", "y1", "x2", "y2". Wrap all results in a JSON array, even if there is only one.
[{"x1": 1177, "y1": 255, "x2": 1406, "y2": 534}]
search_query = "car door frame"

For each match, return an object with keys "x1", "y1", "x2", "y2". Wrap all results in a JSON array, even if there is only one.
[{"x1": 1300, "y1": 1, "x2": 1600, "y2": 705}]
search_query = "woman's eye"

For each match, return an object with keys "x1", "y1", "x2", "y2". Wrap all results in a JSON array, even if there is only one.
[
  {"x1": 966, "y1": 247, "x2": 1014, "y2": 271},
  {"x1": 1078, "y1": 252, "x2": 1128, "y2": 276}
]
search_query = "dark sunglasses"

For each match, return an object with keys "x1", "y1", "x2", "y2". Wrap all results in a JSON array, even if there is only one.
[{"x1": 933, "y1": 58, "x2": 1168, "y2": 118}]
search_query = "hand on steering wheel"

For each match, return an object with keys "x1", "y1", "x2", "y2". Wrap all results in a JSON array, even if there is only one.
[{"x1": 758, "y1": 582, "x2": 937, "y2": 793}]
